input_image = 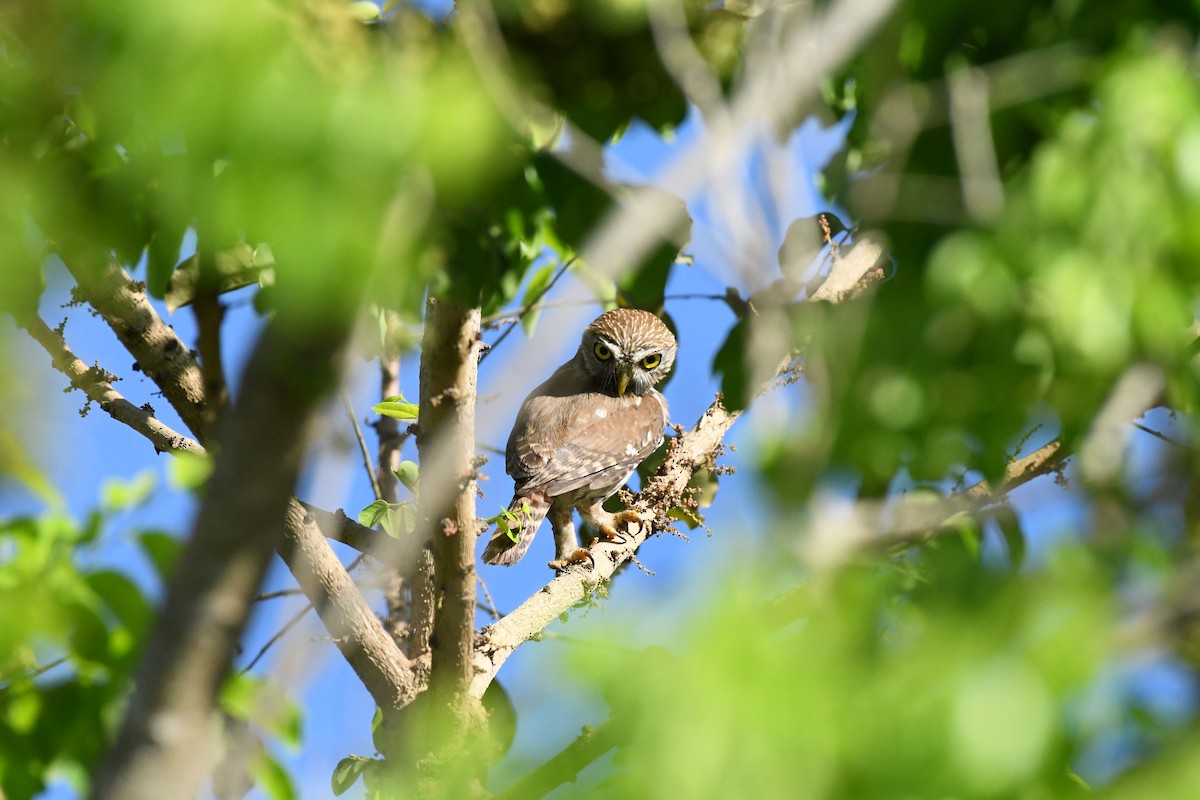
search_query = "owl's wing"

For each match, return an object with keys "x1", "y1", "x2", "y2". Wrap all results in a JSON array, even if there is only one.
[{"x1": 507, "y1": 390, "x2": 667, "y2": 497}]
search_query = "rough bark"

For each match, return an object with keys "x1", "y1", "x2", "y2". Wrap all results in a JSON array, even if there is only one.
[
  {"x1": 18, "y1": 314, "x2": 203, "y2": 455},
  {"x1": 278, "y1": 499, "x2": 419, "y2": 711},
  {"x1": 61, "y1": 252, "x2": 210, "y2": 441},
  {"x1": 416, "y1": 296, "x2": 483, "y2": 697}
]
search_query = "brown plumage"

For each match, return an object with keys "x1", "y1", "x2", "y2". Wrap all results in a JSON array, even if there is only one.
[{"x1": 482, "y1": 309, "x2": 676, "y2": 568}]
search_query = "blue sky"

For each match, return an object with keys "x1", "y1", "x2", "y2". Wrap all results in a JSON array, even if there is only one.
[
  {"x1": 4, "y1": 16, "x2": 1194, "y2": 796},
  {"x1": 0, "y1": 98, "x2": 860, "y2": 797}
]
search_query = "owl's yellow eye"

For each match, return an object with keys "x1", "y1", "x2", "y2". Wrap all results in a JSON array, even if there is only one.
[
  {"x1": 641, "y1": 353, "x2": 662, "y2": 370},
  {"x1": 594, "y1": 342, "x2": 613, "y2": 360}
]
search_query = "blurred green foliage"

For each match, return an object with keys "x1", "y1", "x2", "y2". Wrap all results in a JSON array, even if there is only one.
[
  {"x1": 575, "y1": 547, "x2": 1115, "y2": 799},
  {"x1": 7, "y1": 0, "x2": 1200, "y2": 798},
  {"x1": 0, "y1": 476, "x2": 166, "y2": 800}
]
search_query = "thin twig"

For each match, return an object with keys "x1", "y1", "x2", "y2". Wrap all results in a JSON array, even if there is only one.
[
  {"x1": 477, "y1": 575, "x2": 501, "y2": 621},
  {"x1": 0, "y1": 656, "x2": 68, "y2": 687},
  {"x1": 480, "y1": 258, "x2": 574, "y2": 362},
  {"x1": 1131, "y1": 421, "x2": 1189, "y2": 450},
  {"x1": 255, "y1": 588, "x2": 305, "y2": 602},
  {"x1": 344, "y1": 390, "x2": 384, "y2": 501},
  {"x1": 241, "y1": 602, "x2": 314, "y2": 673}
]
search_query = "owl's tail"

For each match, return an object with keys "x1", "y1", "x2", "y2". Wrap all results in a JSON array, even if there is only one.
[{"x1": 482, "y1": 491, "x2": 550, "y2": 566}]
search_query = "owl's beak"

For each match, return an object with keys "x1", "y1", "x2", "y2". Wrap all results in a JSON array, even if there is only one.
[{"x1": 616, "y1": 366, "x2": 632, "y2": 397}]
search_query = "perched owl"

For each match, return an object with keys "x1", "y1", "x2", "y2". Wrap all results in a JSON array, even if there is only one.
[{"x1": 482, "y1": 308, "x2": 676, "y2": 569}]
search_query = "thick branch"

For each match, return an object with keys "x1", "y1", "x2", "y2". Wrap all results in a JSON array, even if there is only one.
[
  {"x1": 60, "y1": 251, "x2": 209, "y2": 441},
  {"x1": 417, "y1": 296, "x2": 483, "y2": 697},
  {"x1": 278, "y1": 500, "x2": 418, "y2": 710},
  {"x1": 18, "y1": 314, "x2": 203, "y2": 455},
  {"x1": 92, "y1": 320, "x2": 352, "y2": 800}
]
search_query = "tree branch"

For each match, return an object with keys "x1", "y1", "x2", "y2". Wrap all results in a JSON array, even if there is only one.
[
  {"x1": 17, "y1": 314, "x2": 203, "y2": 455},
  {"x1": 92, "y1": 320, "x2": 354, "y2": 800},
  {"x1": 278, "y1": 499, "x2": 419, "y2": 711},
  {"x1": 417, "y1": 296, "x2": 484, "y2": 697},
  {"x1": 59, "y1": 250, "x2": 210, "y2": 441}
]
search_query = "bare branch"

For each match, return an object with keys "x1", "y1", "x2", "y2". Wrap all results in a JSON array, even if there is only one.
[
  {"x1": 59, "y1": 251, "x2": 209, "y2": 441},
  {"x1": 240, "y1": 600, "x2": 312, "y2": 674},
  {"x1": 18, "y1": 314, "x2": 203, "y2": 455},
  {"x1": 376, "y1": 352, "x2": 405, "y2": 504},
  {"x1": 417, "y1": 296, "x2": 484, "y2": 696},
  {"x1": 192, "y1": 252, "x2": 229, "y2": 432},
  {"x1": 278, "y1": 499, "x2": 418, "y2": 711},
  {"x1": 344, "y1": 390, "x2": 385, "y2": 501}
]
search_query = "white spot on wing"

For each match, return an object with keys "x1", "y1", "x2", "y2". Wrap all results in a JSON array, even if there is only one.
[
  {"x1": 625, "y1": 443, "x2": 638, "y2": 457},
  {"x1": 634, "y1": 396, "x2": 642, "y2": 406},
  {"x1": 594, "y1": 407, "x2": 607, "y2": 418}
]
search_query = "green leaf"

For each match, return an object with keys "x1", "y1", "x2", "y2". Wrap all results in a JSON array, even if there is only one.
[
  {"x1": 520, "y1": 262, "x2": 557, "y2": 335},
  {"x1": 358, "y1": 499, "x2": 391, "y2": 529},
  {"x1": 65, "y1": 600, "x2": 111, "y2": 665},
  {"x1": 382, "y1": 504, "x2": 406, "y2": 539},
  {"x1": 332, "y1": 755, "x2": 371, "y2": 796},
  {"x1": 256, "y1": 751, "x2": 297, "y2": 800},
  {"x1": 955, "y1": 518, "x2": 983, "y2": 562},
  {"x1": 348, "y1": 1, "x2": 381, "y2": 22},
  {"x1": 145, "y1": 221, "x2": 187, "y2": 299},
  {"x1": 167, "y1": 451, "x2": 213, "y2": 492},
  {"x1": 712, "y1": 317, "x2": 749, "y2": 411},
  {"x1": 992, "y1": 506, "x2": 1026, "y2": 570},
  {"x1": 372, "y1": 400, "x2": 419, "y2": 420},
  {"x1": 221, "y1": 675, "x2": 304, "y2": 752},
  {"x1": 138, "y1": 531, "x2": 183, "y2": 583},
  {"x1": 86, "y1": 570, "x2": 152, "y2": 639},
  {"x1": 100, "y1": 470, "x2": 156, "y2": 513},
  {"x1": 394, "y1": 461, "x2": 419, "y2": 494}
]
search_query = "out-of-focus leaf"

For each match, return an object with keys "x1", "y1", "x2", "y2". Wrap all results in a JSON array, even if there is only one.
[
  {"x1": 0, "y1": 431, "x2": 60, "y2": 505},
  {"x1": 145, "y1": 219, "x2": 188, "y2": 299},
  {"x1": 86, "y1": 570, "x2": 151, "y2": 640},
  {"x1": 138, "y1": 531, "x2": 183, "y2": 583},
  {"x1": 332, "y1": 755, "x2": 371, "y2": 797},
  {"x1": 100, "y1": 470, "x2": 156, "y2": 513},
  {"x1": 164, "y1": 244, "x2": 275, "y2": 312},
  {"x1": 64, "y1": 600, "x2": 110, "y2": 665},
  {"x1": 520, "y1": 262, "x2": 557, "y2": 335},
  {"x1": 992, "y1": 506, "x2": 1026, "y2": 570},
  {"x1": 712, "y1": 317, "x2": 748, "y2": 411},
  {"x1": 167, "y1": 451, "x2": 213, "y2": 492},
  {"x1": 394, "y1": 461, "x2": 419, "y2": 495}
]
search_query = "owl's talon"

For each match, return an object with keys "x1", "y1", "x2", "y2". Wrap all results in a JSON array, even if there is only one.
[
  {"x1": 548, "y1": 548, "x2": 592, "y2": 572},
  {"x1": 594, "y1": 524, "x2": 626, "y2": 544},
  {"x1": 613, "y1": 510, "x2": 643, "y2": 530}
]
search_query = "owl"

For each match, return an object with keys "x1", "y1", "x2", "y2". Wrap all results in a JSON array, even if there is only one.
[{"x1": 482, "y1": 308, "x2": 676, "y2": 569}]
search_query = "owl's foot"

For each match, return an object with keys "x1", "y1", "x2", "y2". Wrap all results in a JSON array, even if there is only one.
[
  {"x1": 548, "y1": 548, "x2": 592, "y2": 572},
  {"x1": 595, "y1": 510, "x2": 644, "y2": 544}
]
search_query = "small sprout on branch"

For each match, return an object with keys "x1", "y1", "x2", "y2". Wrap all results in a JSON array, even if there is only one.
[{"x1": 373, "y1": 394, "x2": 419, "y2": 420}]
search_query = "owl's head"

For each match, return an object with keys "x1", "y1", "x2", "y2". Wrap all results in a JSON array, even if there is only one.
[{"x1": 578, "y1": 309, "x2": 676, "y2": 396}]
